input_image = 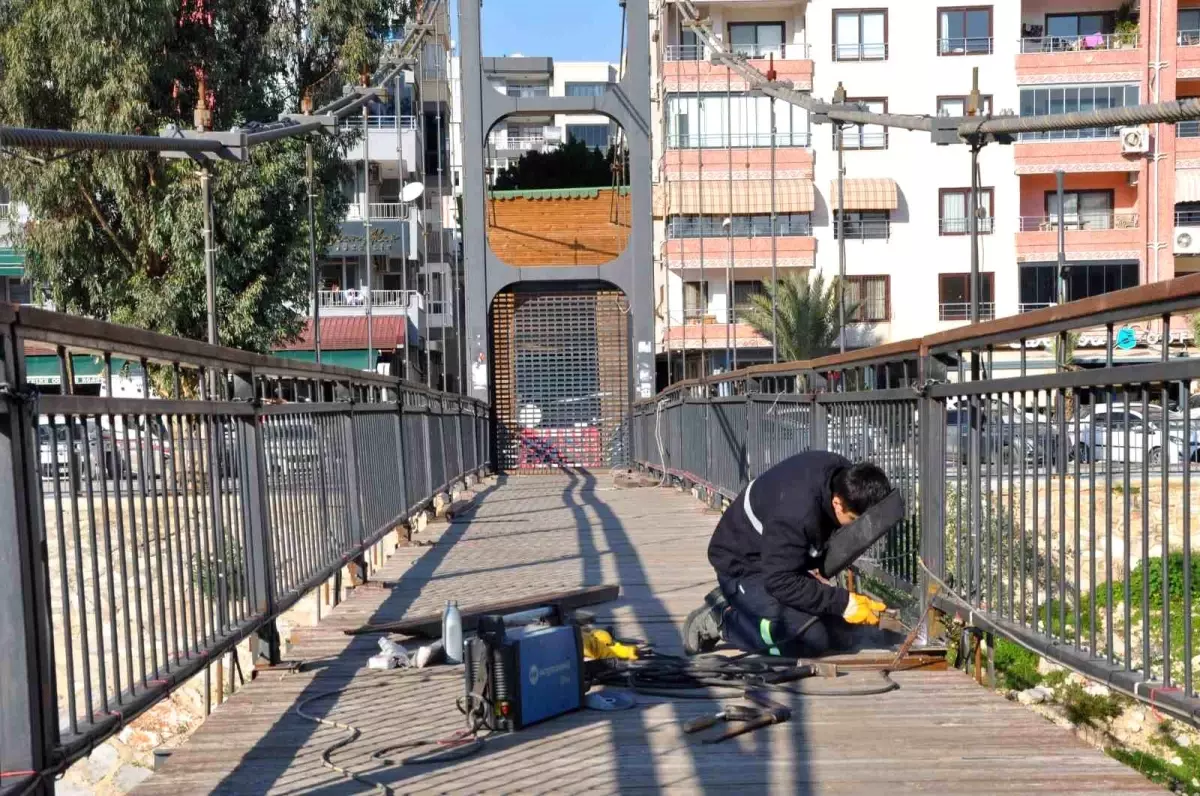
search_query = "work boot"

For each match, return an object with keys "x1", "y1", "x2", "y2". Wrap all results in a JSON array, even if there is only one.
[{"x1": 683, "y1": 586, "x2": 728, "y2": 655}]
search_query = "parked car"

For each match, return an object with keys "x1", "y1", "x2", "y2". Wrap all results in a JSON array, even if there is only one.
[
  {"x1": 36, "y1": 417, "x2": 80, "y2": 479},
  {"x1": 945, "y1": 400, "x2": 1059, "y2": 468},
  {"x1": 1072, "y1": 403, "x2": 1200, "y2": 465},
  {"x1": 261, "y1": 418, "x2": 320, "y2": 477}
]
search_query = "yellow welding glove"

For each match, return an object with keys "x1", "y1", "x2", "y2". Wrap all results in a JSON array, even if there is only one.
[
  {"x1": 583, "y1": 628, "x2": 639, "y2": 660},
  {"x1": 842, "y1": 593, "x2": 888, "y2": 626}
]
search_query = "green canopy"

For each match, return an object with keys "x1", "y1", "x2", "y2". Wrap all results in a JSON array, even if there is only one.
[{"x1": 23, "y1": 355, "x2": 128, "y2": 386}]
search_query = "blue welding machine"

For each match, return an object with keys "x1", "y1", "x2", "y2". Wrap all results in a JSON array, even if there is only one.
[{"x1": 463, "y1": 617, "x2": 585, "y2": 731}]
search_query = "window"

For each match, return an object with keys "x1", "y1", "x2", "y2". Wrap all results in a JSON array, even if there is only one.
[
  {"x1": 666, "y1": 214, "x2": 813, "y2": 239},
  {"x1": 728, "y1": 22, "x2": 785, "y2": 59},
  {"x1": 833, "y1": 9, "x2": 887, "y2": 61},
  {"x1": 839, "y1": 98, "x2": 887, "y2": 149},
  {"x1": 938, "y1": 7, "x2": 993, "y2": 55},
  {"x1": 732, "y1": 280, "x2": 766, "y2": 321},
  {"x1": 939, "y1": 188, "x2": 994, "y2": 235},
  {"x1": 683, "y1": 281, "x2": 709, "y2": 317},
  {"x1": 0, "y1": 186, "x2": 9, "y2": 215},
  {"x1": 564, "y1": 82, "x2": 608, "y2": 97},
  {"x1": 1181, "y1": 10, "x2": 1200, "y2": 45},
  {"x1": 1044, "y1": 189, "x2": 1115, "y2": 229},
  {"x1": 6, "y1": 280, "x2": 30, "y2": 305},
  {"x1": 937, "y1": 95, "x2": 993, "y2": 117},
  {"x1": 835, "y1": 211, "x2": 890, "y2": 240},
  {"x1": 1178, "y1": 201, "x2": 1200, "y2": 226},
  {"x1": 566, "y1": 124, "x2": 611, "y2": 149},
  {"x1": 844, "y1": 276, "x2": 890, "y2": 322},
  {"x1": 666, "y1": 93, "x2": 809, "y2": 148},
  {"x1": 1018, "y1": 84, "x2": 1139, "y2": 140},
  {"x1": 506, "y1": 83, "x2": 548, "y2": 98},
  {"x1": 938, "y1": 273, "x2": 995, "y2": 320},
  {"x1": 1019, "y1": 261, "x2": 1139, "y2": 307},
  {"x1": 1046, "y1": 12, "x2": 1113, "y2": 39}
]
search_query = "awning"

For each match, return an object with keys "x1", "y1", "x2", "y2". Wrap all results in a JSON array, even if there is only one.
[
  {"x1": 1178, "y1": 170, "x2": 1200, "y2": 203},
  {"x1": 0, "y1": 247, "x2": 25, "y2": 278},
  {"x1": 828, "y1": 178, "x2": 899, "y2": 211},
  {"x1": 653, "y1": 179, "x2": 815, "y2": 216},
  {"x1": 272, "y1": 350, "x2": 372, "y2": 370},
  {"x1": 279, "y1": 316, "x2": 407, "y2": 352}
]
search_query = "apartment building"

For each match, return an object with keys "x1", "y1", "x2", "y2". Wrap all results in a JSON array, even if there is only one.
[
  {"x1": 281, "y1": 4, "x2": 465, "y2": 388},
  {"x1": 482, "y1": 57, "x2": 621, "y2": 180},
  {"x1": 652, "y1": 0, "x2": 1198, "y2": 380}
]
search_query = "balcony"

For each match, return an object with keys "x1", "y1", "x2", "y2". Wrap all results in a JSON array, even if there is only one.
[
  {"x1": 662, "y1": 42, "x2": 812, "y2": 92},
  {"x1": 345, "y1": 203, "x2": 410, "y2": 221},
  {"x1": 1013, "y1": 136, "x2": 1133, "y2": 174},
  {"x1": 939, "y1": 302, "x2": 995, "y2": 322},
  {"x1": 663, "y1": 144, "x2": 813, "y2": 181},
  {"x1": 662, "y1": 309, "x2": 771, "y2": 351},
  {"x1": 939, "y1": 217, "x2": 995, "y2": 235},
  {"x1": 938, "y1": 37, "x2": 993, "y2": 56},
  {"x1": 833, "y1": 218, "x2": 891, "y2": 241},
  {"x1": 1016, "y1": 30, "x2": 1142, "y2": 83},
  {"x1": 342, "y1": 117, "x2": 418, "y2": 171},
  {"x1": 1015, "y1": 210, "x2": 1142, "y2": 261},
  {"x1": 1181, "y1": 29, "x2": 1200, "y2": 74},
  {"x1": 315, "y1": 289, "x2": 425, "y2": 339},
  {"x1": 663, "y1": 234, "x2": 816, "y2": 271},
  {"x1": 1019, "y1": 302, "x2": 1055, "y2": 313}
]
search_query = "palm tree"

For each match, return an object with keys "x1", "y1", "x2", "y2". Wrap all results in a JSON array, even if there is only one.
[{"x1": 740, "y1": 271, "x2": 858, "y2": 362}]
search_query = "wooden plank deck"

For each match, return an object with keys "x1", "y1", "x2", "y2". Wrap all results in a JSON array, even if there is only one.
[{"x1": 140, "y1": 472, "x2": 1158, "y2": 794}]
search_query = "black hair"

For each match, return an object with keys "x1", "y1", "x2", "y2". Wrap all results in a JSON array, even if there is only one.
[{"x1": 831, "y1": 462, "x2": 892, "y2": 515}]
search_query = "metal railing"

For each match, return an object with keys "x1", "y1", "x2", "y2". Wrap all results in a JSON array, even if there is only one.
[
  {"x1": 1017, "y1": 127, "x2": 1123, "y2": 142},
  {"x1": 1178, "y1": 209, "x2": 1200, "y2": 227},
  {"x1": 635, "y1": 273, "x2": 1200, "y2": 728},
  {"x1": 939, "y1": 302, "x2": 995, "y2": 321},
  {"x1": 345, "y1": 202, "x2": 410, "y2": 221},
  {"x1": 1019, "y1": 302, "x2": 1055, "y2": 313},
  {"x1": 337, "y1": 115, "x2": 418, "y2": 131},
  {"x1": 317, "y1": 289, "x2": 422, "y2": 310},
  {"x1": 938, "y1": 37, "x2": 994, "y2": 55},
  {"x1": 1019, "y1": 33, "x2": 1139, "y2": 53},
  {"x1": 1179, "y1": 120, "x2": 1200, "y2": 139},
  {"x1": 666, "y1": 131, "x2": 811, "y2": 149},
  {"x1": 666, "y1": 216, "x2": 814, "y2": 239},
  {"x1": 940, "y1": 217, "x2": 995, "y2": 235},
  {"x1": 0, "y1": 306, "x2": 489, "y2": 788},
  {"x1": 729, "y1": 42, "x2": 809, "y2": 60},
  {"x1": 1018, "y1": 211, "x2": 1140, "y2": 232},
  {"x1": 834, "y1": 218, "x2": 891, "y2": 240},
  {"x1": 840, "y1": 129, "x2": 888, "y2": 150},
  {"x1": 832, "y1": 42, "x2": 888, "y2": 61},
  {"x1": 1182, "y1": 30, "x2": 1200, "y2": 47}
]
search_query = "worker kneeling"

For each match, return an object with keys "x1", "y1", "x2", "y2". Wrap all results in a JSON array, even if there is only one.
[{"x1": 683, "y1": 451, "x2": 891, "y2": 657}]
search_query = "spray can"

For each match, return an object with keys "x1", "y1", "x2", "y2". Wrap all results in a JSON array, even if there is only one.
[{"x1": 443, "y1": 600, "x2": 463, "y2": 664}]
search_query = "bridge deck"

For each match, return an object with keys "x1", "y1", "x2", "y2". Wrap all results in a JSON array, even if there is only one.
[{"x1": 141, "y1": 473, "x2": 1156, "y2": 794}]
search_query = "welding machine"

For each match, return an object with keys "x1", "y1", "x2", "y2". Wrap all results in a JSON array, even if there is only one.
[{"x1": 462, "y1": 615, "x2": 585, "y2": 732}]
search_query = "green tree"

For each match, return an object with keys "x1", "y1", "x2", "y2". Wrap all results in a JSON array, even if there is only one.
[
  {"x1": 740, "y1": 271, "x2": 857, "y2": 362},
  {"x1": 0, "y1": 0, "x2": 403, "y2": 352},
  {"x1": 493, "y1": 138, "x2": 629, "y2": 190}
]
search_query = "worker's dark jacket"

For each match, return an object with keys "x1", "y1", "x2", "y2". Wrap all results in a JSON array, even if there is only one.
[{"x1": 708, "y1": 451, "x2": 851, "y2": 617}]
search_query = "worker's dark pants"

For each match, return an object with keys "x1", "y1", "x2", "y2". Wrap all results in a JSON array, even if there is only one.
[{"x1": 717, "y1": 573, "x2": 857, "y2": 658}]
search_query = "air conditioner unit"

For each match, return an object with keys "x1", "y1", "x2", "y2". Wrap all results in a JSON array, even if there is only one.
[
  {"x1": 1176, "y1": 230, "x2": 1200, "y2": 254},
  {"x1": 1120, "y1": 125, "x2": 1150, "y2": 154}
]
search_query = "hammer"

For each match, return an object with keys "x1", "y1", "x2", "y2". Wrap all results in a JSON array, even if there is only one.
[{"x1": 703, "y1": 690, "x2": 792, "y2": 744}]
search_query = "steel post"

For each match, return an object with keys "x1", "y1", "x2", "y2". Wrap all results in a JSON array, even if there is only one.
[
  {"x1": 1056, "y1": 169, "x2": 1067, "y2": 313},
  {"x1": 362, "y1": 107, "x2": 375, "y2": 372},
  {"x1": 201, "y1": 167, "x2": 218, "y2": 351},
  {"x1": 306, "y1": 142, "x2": 321, "y2": 363}
]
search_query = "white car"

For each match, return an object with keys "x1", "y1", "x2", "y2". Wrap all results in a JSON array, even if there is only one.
[{"x1": 1073, "y1": 404, "x2": 1200, "y2": 466}]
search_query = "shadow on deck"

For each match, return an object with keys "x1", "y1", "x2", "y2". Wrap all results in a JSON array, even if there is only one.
[{"x1": 138, "y1": 472, "x2": 1156, "y2": 794}]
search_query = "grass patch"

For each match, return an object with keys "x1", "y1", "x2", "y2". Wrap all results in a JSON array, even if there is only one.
[
  {"x1": 993, "y1": 637, "x2": 1042, "y2": 691},
  {"x1": 1109, "y1": 723, "x2": 1200, "y2": 794}
]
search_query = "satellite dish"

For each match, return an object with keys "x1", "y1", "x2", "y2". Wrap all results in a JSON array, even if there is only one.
[{"x1": 400, "y1": 182, "x2": 425, "y2": 203}]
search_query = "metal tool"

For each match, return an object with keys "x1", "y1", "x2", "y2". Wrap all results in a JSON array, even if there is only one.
[
  {"x1": 698, "y1": 691, "x2": 793, "y2": 744},
  {"x1": 682, "y1": 704, "x2": 761, "y2": 734}
]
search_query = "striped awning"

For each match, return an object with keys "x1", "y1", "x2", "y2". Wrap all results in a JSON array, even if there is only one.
[
  {"x1": 1178, "y1": 170, "x2": 1200, "y2": 203},
  {"x1": 653, "y1": 179, "x2": 815, "y2": 216},
  {"x1": 828, "y1": 178, "x2": 899, "y2": 211}
]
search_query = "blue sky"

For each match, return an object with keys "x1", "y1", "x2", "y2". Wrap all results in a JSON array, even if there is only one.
[{"x1": 452, "y1": 0, "x2": 626, "y2": 62}]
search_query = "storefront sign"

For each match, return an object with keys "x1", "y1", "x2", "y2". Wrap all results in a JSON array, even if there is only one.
[{"x1": 329, "y1": 221, "x2": 409, "y2": 256}]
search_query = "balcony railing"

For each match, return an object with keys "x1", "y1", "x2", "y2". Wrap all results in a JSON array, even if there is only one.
[
  {"x1": 940, "y1": 217, "x2": 995, "y2": 235},
  {"x1": 1176, "y1": 209, "x2": 1200, "y2": 227},
  {"x1": 665, "y1": 43, "x2": 811, "y2": 62},
  {"x1": 939, "y1": 302, "x2": 995, "y2": 321},
  {"x1": 839, "y1": 129, "x2": 888, "y2": 149},
  {"x1": 832, "y1": 42, "x2": 888, "y2": 61},
  {"x1": 489, "y1": 133, "x2": 561, "y2": 152},
  {"x1": 338, "y1": 115, "x2": 418, "y2": 131},
  {"x1": 834, "y1": 219, "x2": 891, "y2": 240},
  {"x1": 938, "y1": 37, "x2": 994, "y2": 55},
  {"x1": 1018, "y1": 33, "x2": 1139, "y2": 53},
  {"x1": 318, "y1": 289, "x2": 422, "y2": 310},
  {"x1": 1180, "y1": 29, "x2": 1200, "y2": 46},
  {"x1": 1017, "y1": 126, "x2": 1122, "y2": 142},
  {"x1": 345, "y1": 203, "x2": 409, "y2": 221},
  {"x1": 1179, "y1": 120, "x2": 1200, "y2": 139},
  {"x1": 1018, "y1": 211, "x2": 1139, "y2": 232},
  {"x1": 666, "y1": 217, "x2": 813, "y2": 239},
  {"x1": 1018, "y1": 301, "x2": 1055, "y2": 313},
  {"x1": 667, "y1": 131, "x2": 811, "y2": 149}
]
